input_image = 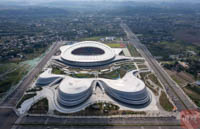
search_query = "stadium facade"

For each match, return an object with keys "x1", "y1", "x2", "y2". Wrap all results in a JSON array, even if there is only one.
[
  {"x1": 36, "y1": 41, "x2": 151, "y2": 109},
  {"x1": 54, "y1": 41, "x2": 131, "y2": 67}
]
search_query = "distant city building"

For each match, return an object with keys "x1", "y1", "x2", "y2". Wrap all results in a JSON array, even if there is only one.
[
  {"x1": 100, "y1": 36, "x2": 116, "y2": 41},
  {"x1": 105, "y1": 36, "x2": 116, "y2": 41}
]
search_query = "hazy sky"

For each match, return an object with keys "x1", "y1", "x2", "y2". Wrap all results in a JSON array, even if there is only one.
[
  {"x1": 1, "y1": 0, "x2": 198, "y2": 5},
  {"x1": 0, "y1": 0, "x2": 192, "y2": 2}
]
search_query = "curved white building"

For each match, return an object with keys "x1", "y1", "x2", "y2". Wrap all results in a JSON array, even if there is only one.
[
  {"x1": 36, "y1": 69, "x2": 64, "y2": 86},
  {"x1": 36, "y1": 41, "x2": 152, "y2": 109},
  {"x1": 57, "y1": 77, "x2": 93, "y2": 107},
  {"x1": 101, "y1": 71, "x2": 150, "y2": 105},
  {"x1": 56, "y1": 41, "x2": 124, "y2": 67},
  {"x1": 56, "y1": 70, "x2": 150, "y2": 107}
]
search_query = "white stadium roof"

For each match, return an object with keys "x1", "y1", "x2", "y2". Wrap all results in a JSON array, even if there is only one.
[
  {"x1": 61, "y1": 41, "x2": 115, "y2": 63},
  {"x1": 59, "y1": 77, "x2": 93, "y2": 94},
  {"x1": 102, "y1": 70, "x2": 145, "y2": 93},
  {"x1": 58, "y1": 70, "x2": 145, "y2": 96}
]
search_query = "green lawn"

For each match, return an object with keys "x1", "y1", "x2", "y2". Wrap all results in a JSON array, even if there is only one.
[
  {"x1": 80, "y1": 36, "x2": 104, "y2": 41},
  {"x1": 134, "y1": 59, "x2": 145, "y2": 63},
  {"x1": 138, "y1": 64, "x2": 148, "y2": 69},
  {"x1": 99, "y1": 62, "x2": 136, "y2": 79},
  {"x1": 99, "y1": 70, "x2": 120, "y2": 79},
  {"x1": 23, "y1": 44, "x2": 51, "y2": 61},
  {"x1": 127, "y1": 44, "x2": 141, "y2": 57},
  {"x1": 148, "y1": 74, "x2": 163, "y2": 89},
  {"x1": 147, "y1": 40, "x2": 199, "y2": 59},
  {"x1": 52, "y1": 67, "x2": 65, "y2": 75},
  {"x1": 0, "y1": 65, "x2": 28, "y2": 94},
  {"x1": 140, "y1": 72, "x2": 151, "y2": 81},
  {"x1": 183, "y1": 85, "x2": 200, "y2": 107},
  {"x1": 159, "y1": 91, "x2": 174, "y2": 112},
  {"x1": 28, "y1": 98, "x2": 49, "y2": 114},
  {"x1": 0, "y1": 63, "x2": 18, "y2": 74},
  {"x1": 72, "y1": 73, "x2": 95, "y2": 78},
  {"x1": 106, "y1": 43, "x2": 123, "y2": 48},
  {"x1": 170, "y1": 74, "x2": 185, "y2": 87},
  {"x1": 146, "y1": 84, "x2": 159, "y2": 96},
  {"x1": 139, "y1": 72, "x2": 159, "y2": 96},
  {"x1": 120, "y1": 64, "x2": 136, "y2": 71}
]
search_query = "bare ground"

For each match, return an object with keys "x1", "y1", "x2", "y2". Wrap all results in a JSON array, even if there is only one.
[{"x1": 165, "y1": 69, "x2": 195, "y2": 87}]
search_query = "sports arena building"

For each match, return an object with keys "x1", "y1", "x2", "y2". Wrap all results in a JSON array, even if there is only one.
[
  {"x1": 36, "y1": 69, "x2": 151, "y2": 107},
  {"x1": 35, "y1": 41, "x2": 152, "y2": 110},
  {"x1": 57, "y1": 70, "x2": 150, "y2": 107},
  {"x1": 54, "y1": 41, "x2": 131, "y2": 67}
]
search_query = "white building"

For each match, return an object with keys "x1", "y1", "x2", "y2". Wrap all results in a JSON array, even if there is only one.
[
  {"x1": 53, "y1": 41, "x2": 130, "y2": 67},
  {"x1": 35, "y1": 41, "x2": 151, "y2": 109},
  {"x1": 56, "y1": 70, "x2": 150, "y2": 107}
]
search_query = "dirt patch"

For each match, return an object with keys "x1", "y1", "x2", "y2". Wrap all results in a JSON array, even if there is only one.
[
  {"x1": 165, "y1": 69, "x2": 195, "y2": 87},
  {"x1": 183, "y1": 86, "x2": 200, "y2": 107}
]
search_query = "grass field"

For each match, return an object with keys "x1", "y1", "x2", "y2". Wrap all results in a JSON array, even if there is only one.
[
  {"x1": 0, "y1": 65, "x2": 28, "y2": 94},
  {"x1": 165, "y1": 69, "x2": 195, "y2": 87},
  {"x1": 148, "y1": 74, "x2": 163, "y2": 89},
  {"x1": 25, "y1": 47, "x2": 47, "y2": 61},
  {"x1": 174, "y1": 29, "x2": 200, "y2": 47},
  {"x1": 138, "y1": 64, "x2": 148, "y2": 69},
  {"x1": 106, "y1": 43, "x2": 125, "y2": 48},
  {"x1": 127, "y1": 43, "x2": 141, "y2": 57},
  {"x1": 140, "y1": 72, "x2": 151, "y2": 81},
  {"x1": 99, "y1": 70, "x2": 120, "y2": 79},
  {"x1": 99, "y1": 63, "x2": 135, "y2": 79},
  {"x1": 139, "y1": 72, "x2": 159, "y2": 96},
  {"x1": 52, "y1": 67, "x2": 65, "y2": 75},
  {"x1": 159, "y1": 91, "x2": 174, "y2": 112},
  {"x1": 171, "y1": 75, "x2": 183, "y2": 86},
  {"x1": 0, "y1": 63, "x2": 18, "y2": 74},
  {"x1": 28, "y1": 98, "x2": 49, "y2": 114},
  {"x1": 183, "y1": 85, "x2": 200, "y2": 107},
  {"x1": 72, "y1": 73, "x2": 95, "y2": 78},
  {"x1": 121, "y1": 64, "x2": 136, "y2": 71},
  {"x1": 80, "y1": 36, "x2": 104, "y2": 41},
  {"x1": 146, "y1": 84, "x2": 159, "y2": 96},
  {"x1": 147, "y1": 40, "x2": 200, "y2": 59}
]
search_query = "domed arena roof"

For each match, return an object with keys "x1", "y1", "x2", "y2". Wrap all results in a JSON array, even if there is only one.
[
  {"x1": 59, "y1": 77, "x2": 93, "y2": 95},
  {"x1": 60, "y1": 41, "x2": 115, "y2": 64}
]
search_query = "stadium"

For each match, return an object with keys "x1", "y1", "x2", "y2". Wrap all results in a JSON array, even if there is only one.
[
  {"x1": 34, "y1": 41, "x2": 152, "y2": 111},
  {"x1": 54, "y1": 41, "x2": 130, "y2": 67}
]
